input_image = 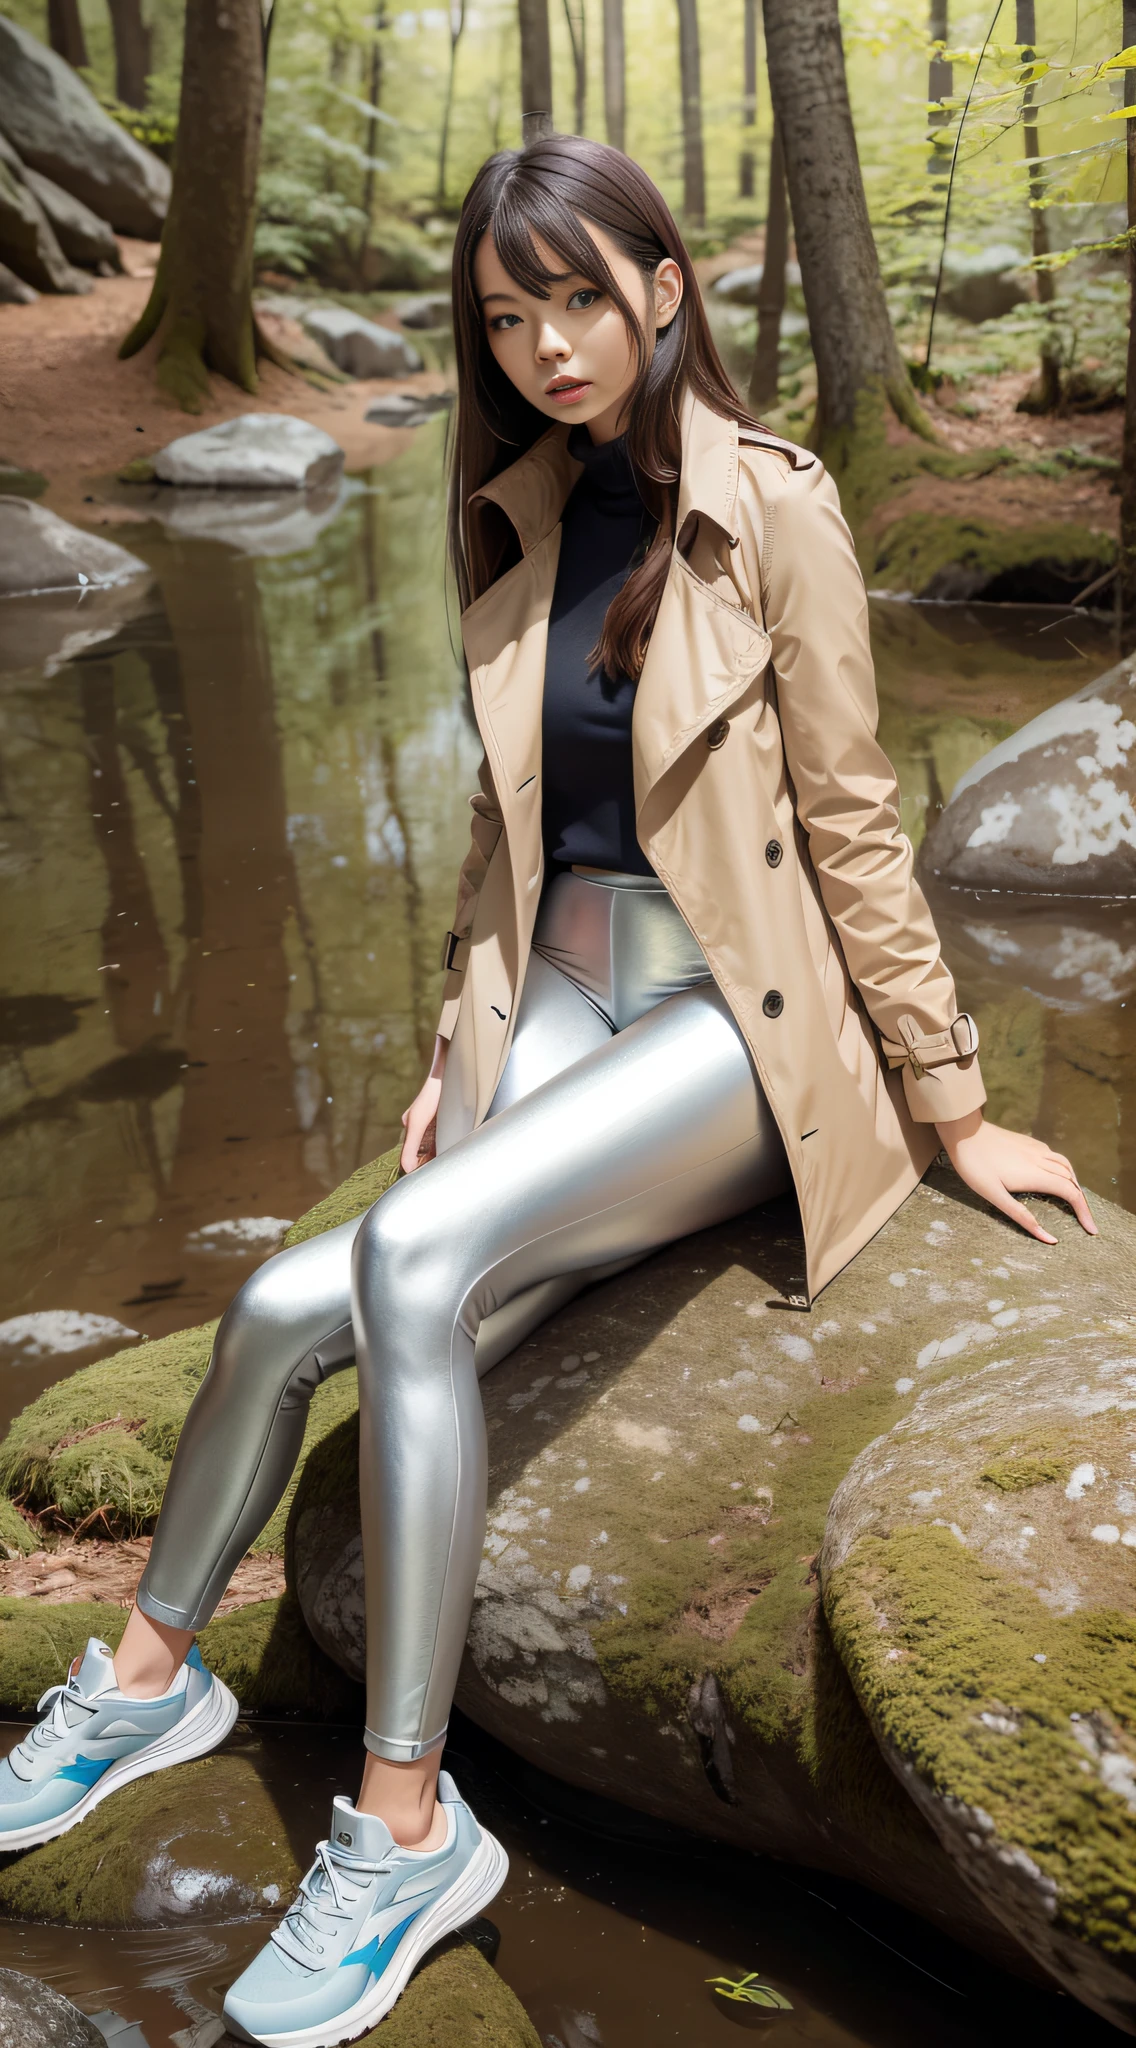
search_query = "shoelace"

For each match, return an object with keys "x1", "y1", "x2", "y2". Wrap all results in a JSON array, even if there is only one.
[
  {"x1": 271, "y1": 1840, "x2": 393, "y2": 1966},
  {"x1": 10, "y1": 1681, "x2": 97, "y2": 1777}
]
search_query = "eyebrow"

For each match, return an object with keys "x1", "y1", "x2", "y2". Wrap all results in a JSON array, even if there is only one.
[{"x1": 479, "y1": 291, "x2": 520, "y2": 304}]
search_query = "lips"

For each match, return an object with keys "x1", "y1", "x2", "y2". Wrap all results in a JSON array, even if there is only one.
[{"x1": 545, "y1": 378, "x2": 591, "y2": 404}]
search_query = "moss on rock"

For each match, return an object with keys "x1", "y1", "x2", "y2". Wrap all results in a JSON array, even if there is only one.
[
  {"x1": 0, "y1": 1498, "x2": 36, "y2": 1558},
  {"x1": 870, "y1": 510, "x2": 1114, "y2": 604},
  {"x1": 360, "y1": 1939, "x2": 540, "y2": 2048},
  {"x1": 281, "y1": 1143, "x2": 402, "y2": 1248}
]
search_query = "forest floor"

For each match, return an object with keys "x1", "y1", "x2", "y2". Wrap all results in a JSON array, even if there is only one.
[
  {"x1": 0, "y1": 1531, "x2": 283, "y2": 1612},
  {"x1": 0, "y1": 233, "x2": 1122, "y2": 550}
]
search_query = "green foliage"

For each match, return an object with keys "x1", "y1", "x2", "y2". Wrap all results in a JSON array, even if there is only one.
[
  {"x1": 256, "y1": 166, "x2": 367, "y2": 278},
  {"x1": 707, "y1": 1972, "x2": 793, "y2": 2010}
]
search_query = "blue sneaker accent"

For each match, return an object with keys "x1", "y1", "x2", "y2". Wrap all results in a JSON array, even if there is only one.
[
  {"x1": 222, "y1": 1773, "x2": 508, "y2": 2048},
  {"x1": 56, "y1": 1754, "x2": 115, "y2": 1787},
  {"x1": 0, "y1": 1635, "x2": 240, "y2": 1852}
]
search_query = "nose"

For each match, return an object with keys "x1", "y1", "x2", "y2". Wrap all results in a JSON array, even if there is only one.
[{"x1": 535, "y1": 317, "x2": 571, "y2": 363}]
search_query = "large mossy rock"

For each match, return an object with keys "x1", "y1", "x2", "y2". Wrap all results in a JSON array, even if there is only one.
[
  {"x1": 0, "y1": 17, "x2": 170, "y2": 238},
  {"x1": 288, "y1": 1166, "x2": 1136, "y2": 2029},
  {"x1": 920, "y1": 656, "x2": 1136, "y2": 897},
  {"x1": 0, "y1": 1970, "x2": 104, "y2": 2048},
  {"x1": 870, "y1": 511, "x2": 1115, "y2": 606}
]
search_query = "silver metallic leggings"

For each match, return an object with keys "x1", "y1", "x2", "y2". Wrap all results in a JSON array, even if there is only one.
[{"x1": 138, "y1": 870, "x2": 789, "y2": 1759}]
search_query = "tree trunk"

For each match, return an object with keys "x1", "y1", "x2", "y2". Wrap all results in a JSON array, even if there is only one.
[
  {"x1": 1015, "y1": 0, "x2": 1062, "y2": 412},
  {"x1": 739, "y1": 0, "x2": 758, "y2": 198},
  {"x1": 563, "y1": 0, "x2": 586, "y2": 134},
  {"x1": 762, "y1": 0, "x2": 933, "y2": 464},
  {"x1": 749, "y1": 116, "x2": 787, "y2": 410},
  {"x1": 519, "y1": 0, "x2": 553, "y2": 137},
  {"x1": 602, "y1": 0, "x2": 625, "y2": 151},
  {"x1": 107, "y1": 0, "x2": 152, "y2": 108},
  {"x1": 47, "y1": 0, "x2": 89, "y2": 70},
  {"x1": 119, "y1": 0, "x2": 266, "y2": 410},
  {"x1": 1120, "y1": 0, "x2": 1136, "y2": 655},
  {"x1": 676, "y1": 0, "x2": 705, "y2": 228},
  {"x1": 927, "y1": 0, "x2": 951, "y2": 174},
  {"x1": 437, "y1": 2, "x2": 467, "y2": 205},
  {"x1": 358, "y1": 5, "x2": 387, "y2": 279}
]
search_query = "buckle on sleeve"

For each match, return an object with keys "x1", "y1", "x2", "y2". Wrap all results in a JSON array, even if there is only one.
[{"x1": 949, "y1": 1012, "x2": 980, "y2": 1058}]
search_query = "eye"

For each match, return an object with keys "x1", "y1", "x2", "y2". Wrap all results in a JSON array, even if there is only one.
[
  {"x1": 488, "y1": 312, "x2": 522, "y2": 331},
  {"x1": 567, "y1": 287, "x2": 602, "y2": 311}
]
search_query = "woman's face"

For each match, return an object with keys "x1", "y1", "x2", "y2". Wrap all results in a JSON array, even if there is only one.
[{"x1": 473, "y1": 218, "x2": 683, "y2": 445}]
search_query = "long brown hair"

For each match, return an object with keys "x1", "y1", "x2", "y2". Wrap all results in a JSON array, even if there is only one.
[{"x1": 449, "y1": 135, "x2": 767, "y2": 682}]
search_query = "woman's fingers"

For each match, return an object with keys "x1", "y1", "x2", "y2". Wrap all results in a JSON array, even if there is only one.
[{"x1": 985, "y1": 1183, "x2": 1057, "y2": 1245}]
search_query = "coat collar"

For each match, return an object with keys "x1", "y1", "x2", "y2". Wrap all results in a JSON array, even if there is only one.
[{"x1": 466, "y1": 388, "x2": 743, "y2": 561}]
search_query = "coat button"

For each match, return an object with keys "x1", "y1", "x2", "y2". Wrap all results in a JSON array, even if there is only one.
[
  {"x1": 706, "y1": 718, "x2": 729, "y2": 749},
  {"x1": 762, "y1": 990, "x2": 784, "y2": 1019},
  {"x1": 765, "y1": 839, "x2": 782, "y2": 867}
]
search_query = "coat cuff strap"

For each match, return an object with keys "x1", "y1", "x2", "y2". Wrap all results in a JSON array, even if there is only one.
[
  {"x1": 441, "y1": 930, "x2": 471, "y2": 974},
  {"x1": 879, "y1": 1011, "x2": 980, "y2": 1078}
]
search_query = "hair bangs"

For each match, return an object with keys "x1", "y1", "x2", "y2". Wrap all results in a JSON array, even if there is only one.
[{"x1": 489, "y1": 178, "x2": 627, "y2": 311}]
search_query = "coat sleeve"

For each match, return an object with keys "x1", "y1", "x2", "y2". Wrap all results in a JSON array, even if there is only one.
[
  {"x1": 435, "y1": 752, "x2": 504, "y2": 1043},
  {"x1": 746, "y1": 450, "x2": 985, "y2": 1125}
]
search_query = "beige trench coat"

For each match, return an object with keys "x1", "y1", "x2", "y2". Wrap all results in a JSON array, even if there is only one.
[{"x1": 435, "y1": 388, "x2": 985, "y2": 1302}]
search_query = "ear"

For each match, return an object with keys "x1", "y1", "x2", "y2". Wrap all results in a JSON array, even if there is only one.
[{"x1": 654, "y1": 256, "x2": 683, "y2": 330}]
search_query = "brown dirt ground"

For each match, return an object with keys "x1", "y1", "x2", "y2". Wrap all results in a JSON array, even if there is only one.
[
  {"x1": 0, "y1": 239, "x2": 450, "y2": 525},
  {"x1": 0, "y1": 1532, "x2": 284, "y2": 1612}
]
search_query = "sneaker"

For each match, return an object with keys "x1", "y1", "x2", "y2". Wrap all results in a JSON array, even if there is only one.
[
  {"x1": 222, "y1": 1772, "x2": 508, "y2": 2048},
  {"x1": 0, "y1": 1636, "x2": 239, "y2": 1851}
]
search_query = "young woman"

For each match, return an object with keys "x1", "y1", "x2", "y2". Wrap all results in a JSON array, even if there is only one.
[{"x1": 0, "y1": 137, "x2": 1094, "y2": 2047}]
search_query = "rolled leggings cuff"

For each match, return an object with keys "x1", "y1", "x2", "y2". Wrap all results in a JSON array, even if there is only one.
[
  {"x1": 363, "y1": 1724, "x2": 448, "y2": 1763},
  {"x1": 135, "y1": 1573, "x2": 212, "y2": 1635}
]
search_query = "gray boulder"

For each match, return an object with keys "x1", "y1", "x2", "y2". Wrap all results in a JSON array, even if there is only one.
[
  {"x1": 0, "y1": 1970, "x2": 104, "y2": 2048},
  {"x1": 919, "y1": 657, "x2": 1136, "y2": 896},
  {"x1": 940, "y1": 243, "x2": 1032, "y2": 324},
  {"x1": 0, "y1": 156, "x2": 89, "y2": 294},
  {"x1": 152, "y1": 415, "x2": 345, "y2": 492},
  {"x1": 0, "y1": 582, "x2": 156, "y2": 678},
  {"x1": 0, "y1": 258, "x2": 36, "y2": 303},
  {"x1": 0, "y1": 498, "x2": 149, "y2": 597},
  {"x1": 0, "y1": 18, "x2": 170, "y2": 238},
  {"x1": 364, "y1": 390, "x2": 452, "y2": 428},
  {"x1": 712, "y1": 259, "x2": 803, "y2": 305},
  {"x1": 395, "y1": 291, "x2": 453, "y2": 329},
  {"x1": 22, "y1": 167, "x2": 120, "y2": 272},
  {"x1": 298, "y1": 304, "x2": 423, "y2": 378}
]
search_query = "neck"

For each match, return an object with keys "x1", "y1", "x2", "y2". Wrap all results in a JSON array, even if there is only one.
[{"x1": 584, "y1": 391, "x2": 632, "y2": 445}]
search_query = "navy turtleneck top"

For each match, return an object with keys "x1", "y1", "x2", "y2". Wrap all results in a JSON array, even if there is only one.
[{"x1": 541, "y1": 424, "x2": 656, "y2": 877}]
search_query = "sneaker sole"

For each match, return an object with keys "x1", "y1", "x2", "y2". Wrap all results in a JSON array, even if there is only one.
[
  {"x1": 0, "y1": 1674, "x2": 240, "y2": 1852},
  {"x1": 229, "y1": 1825, "x2": 510, "y2": 2048}
]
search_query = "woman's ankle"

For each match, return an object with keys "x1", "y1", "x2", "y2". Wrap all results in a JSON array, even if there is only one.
[
  {"x1": 113, "y1": 1604, "x2": 195, "y2": 1699},
  {"x1": 356, "y1": 1750, "x2": 444, "y2": 1849}
]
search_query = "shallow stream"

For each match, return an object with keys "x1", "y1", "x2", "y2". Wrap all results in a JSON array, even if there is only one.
[{"x1": 0, "y1": 425, "x2": 1130, "y2": 2042}]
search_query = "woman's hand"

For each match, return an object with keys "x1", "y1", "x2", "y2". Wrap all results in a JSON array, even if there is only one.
[
  {"x1": 935, "y1": 1109, "x2": 1097, "y2": 1245},
  {"x1": 400, "y1": 1037, "x2": 449, "y2": 1174}
]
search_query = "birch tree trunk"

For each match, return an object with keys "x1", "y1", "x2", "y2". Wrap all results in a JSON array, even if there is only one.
[
  {"x1": 602, "y1": 0, "x2": 625, "y2": 151},
  {"x1": 1120, "y1": 0, "x2": 1136, "y2": 654},
  {"x1": 119, "y1": 0, "x2": 267, "y2": 409},
  {"x1": 519, "y1": 0, "x2": 553, "y2": 137},
  {"x1": 762, "y1": 0, "x2": 932, "y2": 462},
  {"x1": 675, "y1": 0, "x2": 705, "y2": 227}
]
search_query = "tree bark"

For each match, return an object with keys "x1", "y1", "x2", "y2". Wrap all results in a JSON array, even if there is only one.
[
  {"x1": 437, "y1": 1, "x2": 467, "y2": 205},
  {"x1": 107, "y1": 0, "x2": 152, "y2": 107},
  {"x1": 119, "y1": 0, "x2": 266, "y2": 410},
  {"x1": 358, "y1": 5, "x2": 387, "y2": 278},
  {"x1": 676, "y1": 0, "x2": 705, "y2": 228},
  {"x1": 762, "y1": 0, "x2": 933, "y2": 458},
  {"x1": 927, "y1": 0, "x2": 951, "y2": 175},
  {"x1": 519, "y1": 0, "x2": 553, "y2": 137},
  {"x1": 739, "y1": 0, "x2": 758, "y2": 198},
  {"x1": 1015, "y1": 0, "x2": 1062, "y2": 412},
  {"x1": 1120, "y1": 0, "x2": 1136, "y2": 654},
  {"x1": 562, "y1": 0, "x2": 586, "y2": 134},
  {"x1": 47, "y1": 0, "x2": 89, "y2": 70},
  {"x1": 602, "y1": 0, "x2": 625, "y2": 151},
  {"x1": 749, "y1": 116, "x2": 787, "y2": 410}
]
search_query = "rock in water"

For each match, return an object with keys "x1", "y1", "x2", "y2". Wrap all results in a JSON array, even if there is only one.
[
  {"x1": 286, "y1": 1161, "x2": 1136, "y2": 2029},
  {"x1": 143, "y1": 479, "x2": 348, "y2": 557},
  {"x1": 364, "y1": 391, "x2": 452, "y2": 428},
  {"x1": 0, "y1": 18, "x2": 169, "y2": 238},
  {"x1": 152, "y1": 416, "x2": 345, "y2": 491},
  {"x1": 0, "y1": 1969, "x2": 105, "y2": 2047},
  {"x1": 920, "y1": 656, "x2": 1136, "y2": 896},
  {"x1": 298, "y1": 305, "x2": 424, "y2": 378},
  {"x1": 394, "y1": 292, "x2": 453, "y2": 329},
  {"x1": 0, "y1": 498, "x2": 149, "y2": 597},
  {"x1": 0, "y1": 155, "x2": 89, "y2": 294},
  {"x1": 21, "y1": 167, "x2": 120, "y2": 272}
]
